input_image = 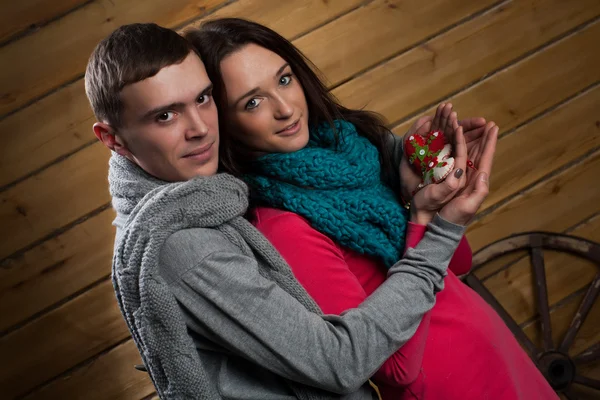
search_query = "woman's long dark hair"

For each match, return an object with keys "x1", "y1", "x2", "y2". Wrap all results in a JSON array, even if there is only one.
[{"x1": 184, "y1": 18, "x2": 395, "y2": 180}]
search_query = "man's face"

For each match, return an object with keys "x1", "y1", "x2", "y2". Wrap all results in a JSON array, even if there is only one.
[{"x1": 114, "y1": 52, "x2": 219, "y2": 181}]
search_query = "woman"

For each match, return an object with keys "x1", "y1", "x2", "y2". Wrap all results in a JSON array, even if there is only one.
[{"x1": 186, "y1": 18, "x2": 557, "y2": 399}]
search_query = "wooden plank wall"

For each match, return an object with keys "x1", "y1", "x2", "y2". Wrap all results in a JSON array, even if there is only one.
[{"x1": 0, "y1": 0, "x2": 598, "y2": 398}]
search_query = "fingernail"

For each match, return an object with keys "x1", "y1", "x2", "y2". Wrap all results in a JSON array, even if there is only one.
[
  {"x1": 454, "y1": 169, "x2": 463, "y2": 178},
  {"x1": 480, "y1": 172, "x2": 489, "y2": 183}
]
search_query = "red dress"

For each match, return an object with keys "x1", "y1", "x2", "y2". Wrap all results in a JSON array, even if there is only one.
[{"x1": 252, "y1": 207, "x2": 557, "y2": 399}]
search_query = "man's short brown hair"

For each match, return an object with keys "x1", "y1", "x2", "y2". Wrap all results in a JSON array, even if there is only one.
[{"x1": 85, "y1": 23, "x2": 197, "y2": 129}]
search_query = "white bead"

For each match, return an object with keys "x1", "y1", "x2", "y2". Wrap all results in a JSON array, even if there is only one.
[{"x1": 419, "y1": 149, "x2": 425, "y2": 155}]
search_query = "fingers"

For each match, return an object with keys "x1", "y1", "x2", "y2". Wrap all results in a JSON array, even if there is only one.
[
  {"x1": 446, "y1": 111, "x2": 458, "y2": 140},
  {"x1": 439, "y1": 172, "x2": 489, "y2": 226},
  {"x1": 476, "y1": 123, "x2": 498, "y2": 176},
  {"x1": 432, "y1": 103, "x2": 446, "y2": 132},
  {"x1": 466, "y1": 172, "x2": 490, "y2": 213},
  {"x1": 459, "y1": 117, "x2": 487, "y2": 131},
  {"x1": 422, "y1": 164, "x2": 465, "y2": 207},
  {"x1": 406, "y1": 115, "x2": 433, "y2": 138},
  {"x1": 453, "y1": 125, "x2": 467, "y2": 173},
  {"x1": 438, "y1": 103, "x2": 453, "y2": 134}
]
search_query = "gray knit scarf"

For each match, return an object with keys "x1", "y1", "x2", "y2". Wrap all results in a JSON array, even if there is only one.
[{"x1": 108, "y1": 154, "x2": 332, "y2": 399}]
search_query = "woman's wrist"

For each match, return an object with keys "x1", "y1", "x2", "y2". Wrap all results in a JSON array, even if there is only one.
[{"x1": 410, "y1": 204, "x2": 436, "y2": 225}]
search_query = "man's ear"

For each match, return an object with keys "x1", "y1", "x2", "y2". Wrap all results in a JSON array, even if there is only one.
[{"x1": 93, "y1": 122, "x2": 132, "y2": 157}]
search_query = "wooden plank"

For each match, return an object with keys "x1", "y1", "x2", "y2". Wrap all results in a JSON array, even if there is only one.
[
  {"x1": 334, "y1": 0, "x2": 600, "y2": 126},
  {"x1": 484, "y1": 214, "x2": 600, "y2": 326},
  {"x1": 0, "y1": 208, "x2": 115, "y2": 333},
  {"x1": 23, "y1": 340, "x2": 154, "y2": 400},
  {"x1": 479, "y1": 86, "x2": 600, "y2": 210},
  {"x1": 466, "y1": 150, "x2": 600, "y2": 252},
  {"x1": 297, "y1": 0, "x2": 498, "y2": 87},
  {"x1": 473, "y1": 251, "x2": 528, "y2": 281},
  {"x1": 0, "y1": 143, "x2": 111, "y2": 261},
  {"x1": 0, "y1": 0, "x2": 228, "y2": 116},
  {"x1": 0, "y1": 280, "x2": 129, "y2": 399},
  {"x1": 391, "y1": 18, "x2": 600, "y2": 135},
  {"x1": 194, "y1": 0, "x2": 365, "y2": 39},
  {"x1": 0, "y1": 80, "x2": 93, "y2": 188},
  {"x1": 0, "y1": 0, "x2": 365, "y2": 189},
  {"x1": 390, "y1": 24, "x2": 600, "y2": 214},
  {"x1": 0, "y1": 0, "x2": 89, "y2": 44}
]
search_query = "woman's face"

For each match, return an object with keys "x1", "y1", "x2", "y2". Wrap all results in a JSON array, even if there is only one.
[{"x1": 219, "y1": 44, "x2": 310, "y2": 155}]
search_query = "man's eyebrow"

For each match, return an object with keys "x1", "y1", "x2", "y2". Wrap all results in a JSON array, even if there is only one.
[
  {"x1": 232, "y1": 63, "x2": 290, "y2": 107},
  {"x1": 141, "y1": 83, "x2": 213, "y2": 120}
]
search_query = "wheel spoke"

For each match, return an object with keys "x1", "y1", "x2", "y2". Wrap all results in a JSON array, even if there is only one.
[
  {"x1": 574, "y1": 342, "x2": 600, "y2": 365},
  {"x1": 560, "y1": 273, "x2": 600, "y2": 353},
  {"x1": 531, "y1": 242, "x2": 554, "y2": 351},
  {"x1": 465, "y1": 274, "x2": 540, "y2": 358},
  {"x1": 573, "y1": 375, "x2": 600, "y2": 390}
]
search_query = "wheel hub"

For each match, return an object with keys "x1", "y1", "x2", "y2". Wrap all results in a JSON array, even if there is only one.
[{"x1": 538, "y1": 351, "x2": 576, "y2": 391}]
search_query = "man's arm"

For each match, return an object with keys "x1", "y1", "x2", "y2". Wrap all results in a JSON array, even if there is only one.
[{"x1": 159, "y1": 215, "x2": 464, "y2": 394}]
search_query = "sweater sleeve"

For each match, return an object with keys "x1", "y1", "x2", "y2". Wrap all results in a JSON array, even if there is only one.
[
  {"x1": 256, "y1": 211, "x2": 430, "y2": 387},
  {"x1": 159, "y1": 214, "x2": 464, "y2": 394},
  {"x1": 406, "y1": 222, "x2": 473, "y2": 276}
]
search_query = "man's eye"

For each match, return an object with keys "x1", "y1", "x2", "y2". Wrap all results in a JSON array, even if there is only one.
[
  {"x1": 156, "y1": 112, "x2": 175, "y2": 122},
  {"x1": 198, "y1": 94, "x2": 212, "y2": 104}
]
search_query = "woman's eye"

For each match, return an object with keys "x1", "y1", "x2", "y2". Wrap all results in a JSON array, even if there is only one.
[
  {"x1": 245, "y1": 98, "x2": 263, "y2": 110},
  {"x1": 156, "y1": 111, "x2": 175, "y2": 122},
  {"x1": 280, "y1": 75, "x2": 292, "y2": 86}
]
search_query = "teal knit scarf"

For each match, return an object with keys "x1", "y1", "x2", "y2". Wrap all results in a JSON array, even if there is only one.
[{"x1": 245, "y1": 120, "x2": 408, "y2": 268}]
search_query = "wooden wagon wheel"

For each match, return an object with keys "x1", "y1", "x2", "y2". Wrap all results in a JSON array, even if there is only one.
[{"x1": 463, "y1": 232, "x2": 600, "y2": 399}]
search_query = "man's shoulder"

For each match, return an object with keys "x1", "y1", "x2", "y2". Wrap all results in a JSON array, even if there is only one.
[{"x1": 158, "y1": 227, "x2": 241, "y2": 282}]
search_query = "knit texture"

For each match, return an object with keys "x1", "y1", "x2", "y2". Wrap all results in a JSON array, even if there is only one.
[
  {"x1": 245, "y1": 120, "x2": 408, "y2": 268},
  {"x1": 108, "y1": 154, "x2": 332, "y2": 399}
]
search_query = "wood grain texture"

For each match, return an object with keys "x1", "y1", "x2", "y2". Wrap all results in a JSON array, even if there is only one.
[
  {"x1": 22, "y1": 340, "x2": 154, "y2": 400},
  {"x1": 466, "y1": 150, "x2": 600, "y2": 252},
  {"x1": 0, "y1": 0, "x2": 89, "y2": 43},
  {"x1": 297, "y1": 0, "x2": 498, "y2": 88},
  {"x1": 0, "y1": 280, "x2": 129, "y2": 399},
  {"x1": 0, "y1": 0, "x2": 365, "y2": 188},
  {"x1": 0, "y1": 0, "x2": 228, "y2": 116},
  {"x1": 335, "y1": 0, "x2": 600, "y2": 125},
  {"x1": 0, "y1": 208, "x2": 115, "y2": 333},
  {"x1": 391, "y1": 18, "x2": 600, "y2": 136},
  {"x1": 0, "y1": 143, "x2": 111, "y2": 261}
]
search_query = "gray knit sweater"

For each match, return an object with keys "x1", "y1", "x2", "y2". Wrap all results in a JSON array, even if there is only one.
[{"x1": 109, "y1": 153, "x2": 464, "y2": 399}]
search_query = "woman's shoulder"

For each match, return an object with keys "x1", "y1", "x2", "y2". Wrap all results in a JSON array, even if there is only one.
[
  {"x1": 251, "y1": 206, "x2": 312, "y2": 230},
  {"x1": 251, "y1": 206, "x2": 339, "y2": 247}
]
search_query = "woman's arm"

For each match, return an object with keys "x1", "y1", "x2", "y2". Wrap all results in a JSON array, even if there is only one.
[{"x1": 160, "y1": 215, "x2": 464, "y2": 394}]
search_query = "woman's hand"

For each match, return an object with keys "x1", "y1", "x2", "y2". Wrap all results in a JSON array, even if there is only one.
[
  {"x1": 439, "y1": 122, "x2": 498, "y2": 226},
  {"x1": 409, "y1": 122, "x2": 468, "y2": 225},
  {"x1": 399, "y1": 103, "x2": 486, "y2": 203}
]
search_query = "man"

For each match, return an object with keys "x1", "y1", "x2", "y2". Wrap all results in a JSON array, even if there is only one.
[{"x1": 86, "y1": 23, "x2": 486, "y2": 399}]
